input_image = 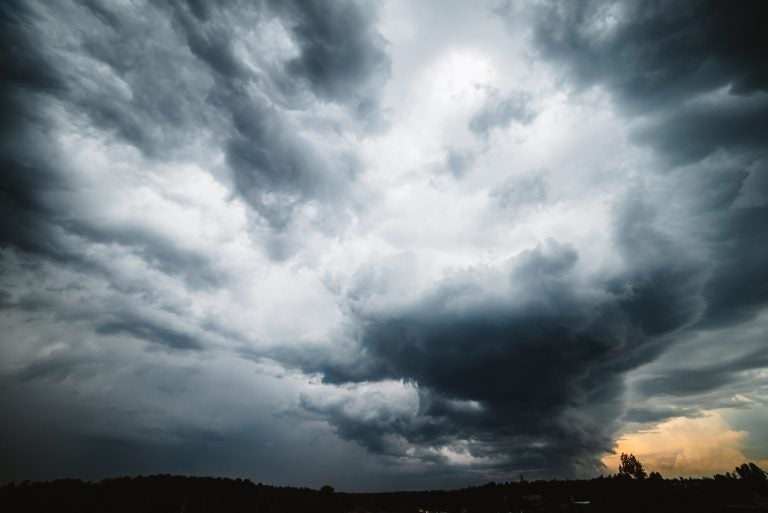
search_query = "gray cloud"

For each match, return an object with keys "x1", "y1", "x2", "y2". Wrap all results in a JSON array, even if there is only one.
[
  {"x1": 619, "y1": 307, "x2": 768, "y2": 440},
  {"x1": 276, "y1": 0, "x2": 391, "y2": 119},
  {"x1": 1, "y1": 0, "x2": 215, "y2": 272},
  {"x1": 531, "y1": 0, "x2": 768, "y2": 111},
  {"x1": 94, "y1": 317, "x2": 204, "y2": 351},
  {"x1": 1, "y1": 0, "x2": 766, "y2": 490},
  {"x1": 631, "y1": 93, "x2": 768, "y2": 167},
  {"x1": 1, "y1": 0, "x2": 388, "y2": 262},
  {"x1": 0, "y1": 0, "x2": 390, "y2": 379},
  {"x1": 622, "y1": 405, "x2": 702, "y2": 424},
  {"x1": 0, "y1": 345, "x2": 376, "y2": 489},
  {"x1": 469, "y1": 88, "x2": 536, "y2": 137},
  {"x1": 525, "y1": 0, "x2": 768, "y2": 349},
  {"x1": 290, "y1": 240, "x2": 677, "y2": 476},
  {"x1": 611, "y1": 196, "x2": 708, "y2": 336},
  {"x1": 1, "y1": 0, "x2": 394, "y2": 486},
  {"x1": 490, "y1": 174, "x2": 548, "y2": 213},
  {"x1": 443, "y1": 148, "x2": 476, "y2": 179},
  {"x1": 284, "y1": 0, "x2": 768, "y2": 478},
  {"x1": 730, "y1": 407, "x2": 768, "y2": 462}
]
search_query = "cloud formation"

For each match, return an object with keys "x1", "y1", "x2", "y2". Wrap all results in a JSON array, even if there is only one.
[
  {"x1": 1, "y1": 0, "x2": 766, "y2": 489},
  {"x1": 606, "y1": 411, "x2": 768, "y2": 477},
  {"x1": 291, "y1": 0, "x2": 768, "y2": 478},
  {"x1": 469, "y1": 88, "x2": 536, "y2": 137}
]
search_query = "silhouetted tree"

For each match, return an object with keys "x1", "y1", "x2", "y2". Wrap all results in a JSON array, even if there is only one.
[
  {"x1": 734, "y1": 462, "x2": 767, "y2": 486},
  {"x1": 618, "y1": 453, "x2": 647, "y2": 480},
  {"x1": 6, "y1": 466, "x2": 768, "y2": 513}
]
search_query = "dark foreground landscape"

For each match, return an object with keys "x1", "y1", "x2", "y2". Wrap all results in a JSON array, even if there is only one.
[{"x1": 2, "y1": 463, "x2": 767, "y2": 513}]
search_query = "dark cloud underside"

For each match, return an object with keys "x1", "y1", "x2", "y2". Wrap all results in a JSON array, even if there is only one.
[{"x1": 289, "y1": 0, "x2": 768, "y2": 476}]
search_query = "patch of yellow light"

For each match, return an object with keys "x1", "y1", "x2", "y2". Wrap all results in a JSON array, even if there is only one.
[{"x1": 603, "y1": 411, "x2": 768, "y2": 477}]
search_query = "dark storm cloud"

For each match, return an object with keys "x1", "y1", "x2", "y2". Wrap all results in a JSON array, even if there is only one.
[
  {"x1": 0, "y1": 0, "x2": 391, "y2": 428},
  {"x1": 164, "y1": 0, "x2": 385, "y2": 232},
  {"x1": 631, "y1": 93, "x2": 768, "y2": 167},
  {"x1": 66, "y1": 222, "x2": 225, "y2": 289},
  {"x1": 223, "y1": 95, "x2": 359, "y2": 233},
  {"x1": 291, "y1": 0, "x2": 768, "y2": 476},
  {"x1": 1, "y1": 284, "x2": 210, "y2": 353},
  {"x1": 8, "y1": 350, "x2": 99, "y2": 386},
  {"x1": 636, "y1": 367, "x2": 747, "y2": 399},
  {"x1": 275, "y1": 0, "x2": 391, "y2": 118},
  {"x1": 531, "y1": 0, "x2": 768, "y2": 110},
  {"x1": 622, "y1": 405, "x2": 701, "y2": 424},
  {"x1": 528, "y1": 2, "x2": 768, "y2": 333},
  {"x1": 94, "y1": 317, "x2": 204, "y2": 351},
  {"x1": 0, "y1": 0, "x2": 220, "y2": 275},
  {"x1": 634, "y1": 336, "x2": 768, "y2": 398},
  {"x1": 52, "y1": 0, "x2": 220, "y2": 157},
  {"x1": 0, "y1": 0, "x2": 395, "y2": 487},
  {"x1": 1, "y1": 0, "x2": 389, "y2": 266},
  {"x1": 290, "y1": 162, "x2": 752, "y2": 473},
  {"x1": 293, "y1": 240, "x2": 686, "y2": 475},
  {"x1": 298, "y1": 189, "x2": 757, "y2": 474},
  {"x1": 698, "y1": 205, "x2": 768, "y2": 328},
  {"x1": 2, "y1": 0, "x2": 767, "y2": 488},
  {"x1": 530, "y1": 0, "x2": 768, "y2": 195},
  {"x1": 0, "y1": 0, "x2": 243, "y2": 286},
  {"x1": 0, "y1": 3, "x2": 72, "y2": 262},
  {"x1": 611, "y1": 196, "x2": 707, "y2": 336},
  {"x1": 0, "y1": 352, "x2": 375, "y2": 489}
]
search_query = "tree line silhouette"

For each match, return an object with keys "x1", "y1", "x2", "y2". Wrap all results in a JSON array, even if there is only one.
[{"x1": 1, "y1": 456, "x2": 766, "y2": 512}]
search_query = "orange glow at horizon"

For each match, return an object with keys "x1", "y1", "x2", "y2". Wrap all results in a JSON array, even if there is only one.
[{"x1": 602, "y1": 411, "x2": 768, "y2": 477}]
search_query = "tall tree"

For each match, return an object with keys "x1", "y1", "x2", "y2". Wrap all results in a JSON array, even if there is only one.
[{"x1": 618, "y1": 453, "x2": 647, "y2": 480}]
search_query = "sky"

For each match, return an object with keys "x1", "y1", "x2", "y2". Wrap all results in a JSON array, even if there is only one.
[{"x1": 1, "y1": 0, "x2": 767, "y2": 491}]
